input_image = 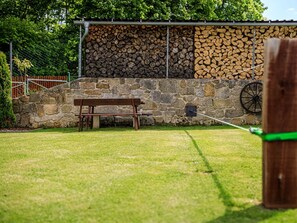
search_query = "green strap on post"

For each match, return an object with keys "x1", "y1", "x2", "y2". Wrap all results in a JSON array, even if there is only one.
[{"x1": 249, "y1": 127, "x2": 297, "y2": 142}]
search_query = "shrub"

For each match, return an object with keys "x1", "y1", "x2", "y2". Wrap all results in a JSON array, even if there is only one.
[{"x1": 0, "y1": 51, "x2": 16, "y2": 128}]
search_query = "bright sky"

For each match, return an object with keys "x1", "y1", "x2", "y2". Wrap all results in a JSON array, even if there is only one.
[{"x1": 261, "y1": 0, "x2": 297, "y2": 20}]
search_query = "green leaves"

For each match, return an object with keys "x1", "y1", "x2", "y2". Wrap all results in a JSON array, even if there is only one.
[
  {"x1": 79, "y1": 0, "x2": 265, "y2": 21},
  {"x1": 0, "y1": 1, "x2": 267, "y2": 27},
  {"x1": 0, "y1": 17, "x2": 44, "y2": 49},
  {"x1": 0, "y1": 0, "x2": 266, "y2": 78},
  {"x1": 215, "y1": 0, "x2": 266, "y2": 21},
  {"x1": 0, "y1": 52, "x2": 15, "y2": 128},
  {"x1": 13, "y1": 57, "x2": 33, "y2": 76}
]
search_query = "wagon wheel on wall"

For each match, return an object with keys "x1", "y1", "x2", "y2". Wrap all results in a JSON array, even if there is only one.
[{"x1": 240, "y1": 82, "x2": 263, "y2": 114}]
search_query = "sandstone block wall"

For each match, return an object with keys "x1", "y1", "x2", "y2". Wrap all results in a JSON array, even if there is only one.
[{"x1": 13, "y1": 78, "x2": 261, "y2": 128}]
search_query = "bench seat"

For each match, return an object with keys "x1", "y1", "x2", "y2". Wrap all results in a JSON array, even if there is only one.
[{"x1": 76, "y1": 112, "x2": 152, "y2": 117}]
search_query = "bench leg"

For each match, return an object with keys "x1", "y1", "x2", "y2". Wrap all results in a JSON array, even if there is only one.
[
  {"x1": 86, "y1": 116, "x2": 91, "y2": 130},
  {"x1": 78, "y1": 116, "x2": 84, "y2": 132},
  {"x1": 88, "y1": 116, "x2": 92, "y2": 130},
  {"x1": 133, "y1": 115, "x2": 139, "y2": 130},
  {"x1": 92, "y1": 116, "x2": 100, "y2": 128},
  {"x1": 132, "y1": 105, "x2": 140, "y2": 130}
]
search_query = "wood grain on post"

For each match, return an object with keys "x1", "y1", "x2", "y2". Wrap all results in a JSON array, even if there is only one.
[{"x1": 263, "y1": 38, "x2": 297, "y2": 208}]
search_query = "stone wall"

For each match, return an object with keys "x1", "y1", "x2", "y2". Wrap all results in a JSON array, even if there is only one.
[{"x1": 13, "y1": 78, "x2": 261, "y2": 128}]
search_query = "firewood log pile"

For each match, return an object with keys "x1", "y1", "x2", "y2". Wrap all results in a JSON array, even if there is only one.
[
  {"x1": 194, "y1": 26, "x2": 297, "y2": 80},
  {"x1": 84, "y1": 24, "x2": 297, "y2": 80},
  {"x1": 169, "y1": 26, "x2": 194, "y2": 78},
  {"x1": 85, "y1": 25, "x2": 194, "y2": 78}
]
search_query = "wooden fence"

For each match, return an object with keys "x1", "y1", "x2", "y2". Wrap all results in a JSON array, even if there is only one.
[{"x1": 12, "y1": 76, "x2": 68, "y2": 98}]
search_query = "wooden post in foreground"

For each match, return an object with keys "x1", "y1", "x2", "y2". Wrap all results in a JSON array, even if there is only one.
[{"x1": 263, "y1": 38, "x2": 297, "y2": 208}]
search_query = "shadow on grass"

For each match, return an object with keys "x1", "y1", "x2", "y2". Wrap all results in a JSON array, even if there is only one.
[
  {"x1": 207, "y1": 205, "x2": 287, "y2": 223},
  {"x1": 184, "y1": 130, "x2": 234, "y2": 207},
  {"x1": 184, "y1": 130, "x2": 286, "y2": 223}
]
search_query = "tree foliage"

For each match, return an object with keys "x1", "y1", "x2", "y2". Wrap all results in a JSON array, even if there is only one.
[
  {"x1": 80, "y1": 0, "x2": 266, "y2": 21},
  {"x1": 0, "y1": 17, "x2": 70, "y2": 76},
  {"x1": 13, "y1": 57, "x2": 33, "y2": 76},
  {"x1": 0, "y1": 52, "x2": 15, "y2": 128},
  {"x1": 0, "y1": 0, "x2": 266, "y2": 77},
  {"x1": 215, "y1": 0, "x2": 266, "y2": 21},
  {"x1": 1, "y1": 0, "x2": 266, "y2": 22},
  {"x1": 0, "y1": 17, "x2": 44, "y2": 50}
]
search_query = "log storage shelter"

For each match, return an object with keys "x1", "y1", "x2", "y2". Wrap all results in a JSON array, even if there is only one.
[{"x1": 75, "y1": 20, "x2": 297, "y2": 80}]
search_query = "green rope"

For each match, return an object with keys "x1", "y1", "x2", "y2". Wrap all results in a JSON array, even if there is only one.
[{"x1": 249, "y1": 127, "x2": 297, "y2": 142}]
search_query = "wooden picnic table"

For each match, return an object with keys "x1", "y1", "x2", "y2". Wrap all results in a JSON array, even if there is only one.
[{"x1": 74, "y1": 98, "x2": 148, "y2": 131}]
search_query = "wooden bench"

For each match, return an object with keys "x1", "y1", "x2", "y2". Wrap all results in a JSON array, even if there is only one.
[{"x1": 74, "y1": 98, "x2": 149, "y2": 131}]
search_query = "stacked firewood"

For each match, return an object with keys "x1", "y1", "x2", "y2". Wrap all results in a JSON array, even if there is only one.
[
  {"x1": 253, "y1": 26, "x2": 297, "y2": 78},
  {"x1": 85, "y1": 24, "x2": 297, "y2": 80},
  {"x1": 85, "y1": 25, "x2": 167, "y2": 78},
  {"x1": 85, "y1": 25, "x2": 194, "y2": 78},
  {"x1": 194, "y1": 26, "x2": 297, "y2": 80},
  {"x1": 169, "y1": 26, "x2": 194, "y2": 78}
]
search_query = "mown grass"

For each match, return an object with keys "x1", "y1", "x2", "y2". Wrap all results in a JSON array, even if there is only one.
[{"x1": 0, "y1": 126, "x2": 296, "y2": 223}]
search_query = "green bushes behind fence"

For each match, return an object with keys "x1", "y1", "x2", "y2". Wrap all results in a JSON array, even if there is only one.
[{"x1": 0, "y1": 51, "x2": 15, "y2": 128}]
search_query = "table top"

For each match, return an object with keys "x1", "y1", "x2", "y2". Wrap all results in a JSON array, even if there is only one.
[{"x1": 74, "y1": 98, "x2": 143, "y2": 106}]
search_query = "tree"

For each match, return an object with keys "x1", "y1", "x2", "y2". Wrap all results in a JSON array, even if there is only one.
[
  {"x1": 0, "y1": 0, "x2": 266, "y2": 78},
  {"x1": 80, "y1": 0, "x2": 266, "y2": 21},
  {"x1": 0, "y1": 52, "x2": 15, "y2": 128},
  {"x1": 0, "y1": 0, "x2": 83, "y2": 25},
  {"x1": 0, "y1": 0, "x2": 55, "y2": 22},
  {"x1": 0, "y1": 17, "x2": 43, "y2": 50},
  {"x1": 0, "y1": 17, "x2": 70, "y2": 76},
  {"x1": 215, "y1": 0, "x2": 266, "y2": 21},
  {"x1": 13, "y1": 57, "x2": 33, "y2": 76}
]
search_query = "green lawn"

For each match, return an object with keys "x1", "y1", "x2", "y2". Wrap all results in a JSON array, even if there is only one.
[{"x1": 0, "y1": 126, "x2": 296, "y2": 223}]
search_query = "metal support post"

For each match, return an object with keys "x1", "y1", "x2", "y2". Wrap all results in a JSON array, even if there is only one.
[
  {"x1": 166, "y1": 26, "x2": 170, "y2": 79},
  {"x1": 78, "y1": 25, "x2": 82, "y2": 78},
  {"x1": 78, "y1": 22, "x2": 90, "y2": 78},
  {"x1": 9, "y1": 42, "x2": 13, "y2": 97},
  {"x1": 9, "y1": 42, "x2": 13, "y2": 76},
  {"x1": 252, "y1": 27, "x2": 256, "y2": 79},
  {"x1": 25, "y1": 76, "x2": 29, "y2": 95}
]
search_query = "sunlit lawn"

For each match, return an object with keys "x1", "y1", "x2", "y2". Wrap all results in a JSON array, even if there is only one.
[{"x1": 0, "y1": 126, "x2": 296, "y2": 222}]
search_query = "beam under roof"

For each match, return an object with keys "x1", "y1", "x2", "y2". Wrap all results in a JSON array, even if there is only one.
[{"x1": 74, "y1": 20, "x2": 297, "y2": 26}]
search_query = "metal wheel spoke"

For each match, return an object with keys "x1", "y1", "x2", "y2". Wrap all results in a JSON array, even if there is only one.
[
  {"x1": 242, "y1": 98, "x2": 254, "y2": 105},
  {"x1": 257, "y1": 100, "x2": 262, "y2": 110},
  {"x1": 247, "y1": 101, "x2": 255, "y2": 110},
  {"x1": 243, "y1": 90, "x2": 254, "y2": 97},
  {"x1": 248, "y1": 84, "x2": 256, "y2": 96},
  {"x1": 254, "y1": 101, "x2": 258, "y2": 112}
]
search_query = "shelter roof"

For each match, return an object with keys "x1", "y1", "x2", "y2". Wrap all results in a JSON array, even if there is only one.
[{"x1": 74, "y1": 19, "x2": 297, "y2": 26}]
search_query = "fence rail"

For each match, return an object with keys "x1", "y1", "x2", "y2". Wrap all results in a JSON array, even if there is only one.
[{"x1": 12, "y1": 76, "x2": 68, "y2": 98}]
